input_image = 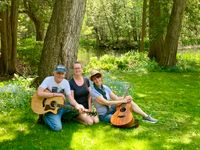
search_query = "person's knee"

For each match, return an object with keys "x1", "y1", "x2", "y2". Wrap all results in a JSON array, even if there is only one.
[
  {"x1": 86, "y1": 118, "x2": 94, "y2": 125},
  {"x1": 94, "y1": 117, "x2": 99, "y2": 124}
]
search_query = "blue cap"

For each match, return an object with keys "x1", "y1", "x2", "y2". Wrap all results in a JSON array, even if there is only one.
[{"x1": 54, "y1": 65, "x2": 67, "y2": 73}]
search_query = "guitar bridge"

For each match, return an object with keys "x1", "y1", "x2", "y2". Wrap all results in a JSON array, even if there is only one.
[{"x1": 118, "y1": 115, "x2": 125, "y2": 118}]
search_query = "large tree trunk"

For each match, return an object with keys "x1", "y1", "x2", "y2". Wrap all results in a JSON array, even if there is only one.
[
  {"x1": 159, "y1": 0, "x2": 186, "y2": 67},
  {"x1": 0, "y1": 0, "x2": 19, "y2": 75},
  {"x1": 37, "y1": 0, "x2": 86, "y2": 83},
  {"x1": 148, "y1": 0, "x2": 164, "y2": 62},
  {"x1": 139, "y1": 0, "x2": 147, "y2": 52}
]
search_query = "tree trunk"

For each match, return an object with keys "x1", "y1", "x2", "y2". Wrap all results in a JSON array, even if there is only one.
[
  {"x1": 148, "y1": 0, "x2": 165, "y2": 62},
  {"x1": 0, "y1": 0, "x2": 19, "y2": 75},
  {"x1": 159, "y1": 0, "x2": 186, "y2": 67},
  {"x1": 139, "y1": 0, "x2": 147, "y2": 52},
  {"x1": 37, "y1": 0, "x2": 86, "y2": 83},
  {"x1": 23, "y1": 0, "x2": 45, "y2": 41}
]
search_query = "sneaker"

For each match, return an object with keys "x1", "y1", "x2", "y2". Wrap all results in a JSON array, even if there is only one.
[{"x1": 143, "y1": 115, "x2": 158, "y2": 123}]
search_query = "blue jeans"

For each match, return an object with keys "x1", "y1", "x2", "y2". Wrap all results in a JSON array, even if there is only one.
[
  {"x1": 43, "y1": 103, "x2": 78, "y2": 131},
  {"x1": 99, "y1": 105, "x2": 116, "y2": 123}
]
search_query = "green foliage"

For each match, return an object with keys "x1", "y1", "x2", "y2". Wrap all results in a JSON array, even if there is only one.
[
  {"x1": 18, "y1": 0, "x2": 53, "y2": 39},
  {"x1": 0, "y1": 75, "x2": 35, "y2": 112},
  {"x1": 17, "y1": 38, "x2": 43, "y2": 75},
  {"x1": 181, "y1": 0, "x2": 200, "y2": 45},
  {"x1": 85, "y1": 50, "x2": 200, "y2": 73},
  {"x1": 83, "y1": 0, "x2": 200, "y2": 48},
  {"x1": 85, "y1": 0, "x2": 143, "y2": 49},
  {"x1": 0, "y1": 0, "x2": 9, "y2": 11},
  {"x1": 176, "y1": 50, "x2": 200, "y2": 72},
  {"x1": 85, "y1": 51, "x2": 160, "y2": 73}
]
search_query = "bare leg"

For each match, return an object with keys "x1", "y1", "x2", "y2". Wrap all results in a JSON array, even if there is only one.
[
  {"x1": 92, "y1": 116, "x2": 99, "y2": 124},
  {"x1": 131, "y1": 101, "x2": 148, "y2": 118},
  {"x1": 76, "y1": 113, "x2": 94, "y2": 125}
]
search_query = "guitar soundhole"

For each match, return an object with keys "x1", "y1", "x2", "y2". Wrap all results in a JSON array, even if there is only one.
[
  {"x1": 120, "y1": 107, "x2": 126, "y2": 112},
  {"x1": 51, "y1": 101, "x2": 57, "y2": 107}
]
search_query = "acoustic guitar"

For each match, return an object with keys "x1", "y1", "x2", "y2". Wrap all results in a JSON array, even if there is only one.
[
  {"x1": 31, "y1": 92, "x2": 67, "y2": 114},
  {"x1": 31, "y1": 92, "x2": 97, "y2": 116},
  {"x1": 111, "y1": 102, "x2": 137, "y2": 128},
  {"x1": 111, "y1": 86, "x2": 139, "y2": 128}
]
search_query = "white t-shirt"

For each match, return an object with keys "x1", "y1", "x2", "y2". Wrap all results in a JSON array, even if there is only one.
[{"x1": 39, "y1": 76, "x2": 71, "y2": 96}]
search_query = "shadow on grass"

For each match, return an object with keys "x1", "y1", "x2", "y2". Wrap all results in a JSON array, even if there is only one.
[
  {"x1": 0, "y1": 109, "x2": 81, "y2": 150},
  {"x1": 0, "y1": 109, "x2": 200, "y2": 150}
]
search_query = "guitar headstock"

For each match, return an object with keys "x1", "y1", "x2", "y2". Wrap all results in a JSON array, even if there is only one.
[{"x1": 123, "y1": 84, "x2": 131, "y2": 97}]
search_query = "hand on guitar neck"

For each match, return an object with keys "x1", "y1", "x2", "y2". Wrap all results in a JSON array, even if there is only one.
[{"x1": 121, "y1": 96, "x2": 132, "y2": 104}]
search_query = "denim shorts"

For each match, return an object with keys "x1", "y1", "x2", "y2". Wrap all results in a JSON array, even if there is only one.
[{"x1": 99, "y1": 106, "x2": 116, "y2": 123}]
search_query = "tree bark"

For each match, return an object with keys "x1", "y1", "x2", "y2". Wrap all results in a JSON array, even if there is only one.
[
  {"x1": 37, "y1": 0, "x2": 86, "y2": 83},
  {"x1": 159, "y1": 0, "x2": 186, "y2": 67},
  {"x1": 148, "y1": 0, "x2": 165, "y2": 62},
  {"x1": 139, "y1": 0, "x2": 147, "y2": 52},
  {"x1": 0, "y1": 0, "x2": 19, "y2": 75},
  {"x1": 23, "y1": 0, "x2": 45, "y2": 41}
]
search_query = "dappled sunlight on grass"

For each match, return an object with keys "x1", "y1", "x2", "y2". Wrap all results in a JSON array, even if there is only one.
[
  {"x1": 136, "y1": 93, "x2": 147, "y2": 98},
  {"x1": 71, "y1": 123, "x2": 154, "y2": 150},
  {"x1": 0, "y1": 111, "x2": 32, "y2": 142},
  {"x1": 0, "y1": 72, "x2": 199, "y2": 149}
]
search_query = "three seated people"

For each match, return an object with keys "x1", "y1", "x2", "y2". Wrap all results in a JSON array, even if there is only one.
[{"x1": 36, "y1": 64, "x2": 157, "y2": 131}]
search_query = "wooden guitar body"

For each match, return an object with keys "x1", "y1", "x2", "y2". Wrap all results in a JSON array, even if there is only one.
[
  {"x1": 31, "y1": 92, "x2": 64, "y2": 114},
  {"x1": 111, "y1": 102, "x2": 136, "y2": 128}
]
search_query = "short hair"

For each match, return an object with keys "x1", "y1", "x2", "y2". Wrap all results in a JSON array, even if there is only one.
[{"x1": 73, "y1": 61, "x2": 82, "y2": 68}]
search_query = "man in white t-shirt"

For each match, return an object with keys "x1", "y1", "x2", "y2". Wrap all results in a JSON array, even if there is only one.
[{"x1": 37, "y1": 64, "x2": 85, "y2": 131}]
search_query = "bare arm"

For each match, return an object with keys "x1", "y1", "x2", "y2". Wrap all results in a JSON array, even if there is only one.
[
  {"x1": 70, "y1": 90, "x2": 80, "y2": 107},
  {"x1": 88, "y1": 87, "x2": 92, "y2": 111},
  {"x1": 95, "y1": 94, "x2": 129, "y2": 106},
  {"x1": 109, "y1": 91, "x2": 124, "y2": 101},
  {"x1": 110, "y1": 91, "x2": 132, "y2": 101},
  {"x1": 88, "y1": 96, "x2": 92, "y2": 111},
  {"x1": 67, "y1": 94, "x2": 85, "y2": 111},
  {"x1": 37, "y1": 87, "x2": 65, "y2": 99}
]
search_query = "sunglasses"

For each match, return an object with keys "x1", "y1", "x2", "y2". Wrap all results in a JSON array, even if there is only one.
[{"x1": 92, "y1": 75, "x2": 101, "y2": 80}]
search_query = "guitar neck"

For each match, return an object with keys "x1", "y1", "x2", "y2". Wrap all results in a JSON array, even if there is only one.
[{"x1": 56, "y1": 103, "x2": 97, "y2": 116}]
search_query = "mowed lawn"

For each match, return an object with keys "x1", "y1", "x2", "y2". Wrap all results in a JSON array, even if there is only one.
[{"x1": 0, "y1": 72, "x2": 199, "y2": 150}]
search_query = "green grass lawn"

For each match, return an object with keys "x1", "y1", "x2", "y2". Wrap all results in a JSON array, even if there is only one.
[{"x1": 0, "y1": 72, "x2": 200, "y2": 150}]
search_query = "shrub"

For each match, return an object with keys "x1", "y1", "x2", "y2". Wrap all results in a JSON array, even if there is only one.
[
  {"x1": 176, "y1": 51, "x2": 200, "y2": 72},
  {"x1": 0, "y1": 75, "x2": 35, "y2": 112},
  {"x1": 85, "y1": 51, "x2": 160, "y2": 73},
  {"x1": 17, "y1": 38, "x2": 43, "y2": 75}
]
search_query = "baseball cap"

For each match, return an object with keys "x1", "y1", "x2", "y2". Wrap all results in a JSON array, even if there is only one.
[{"x1": 54, "y1": 65, "x2": 67, "y2": 73}]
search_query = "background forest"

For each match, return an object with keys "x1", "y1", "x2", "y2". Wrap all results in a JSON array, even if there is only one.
[{"x1": 0, "y1": 0, "x2": 199, "y2": 78}]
